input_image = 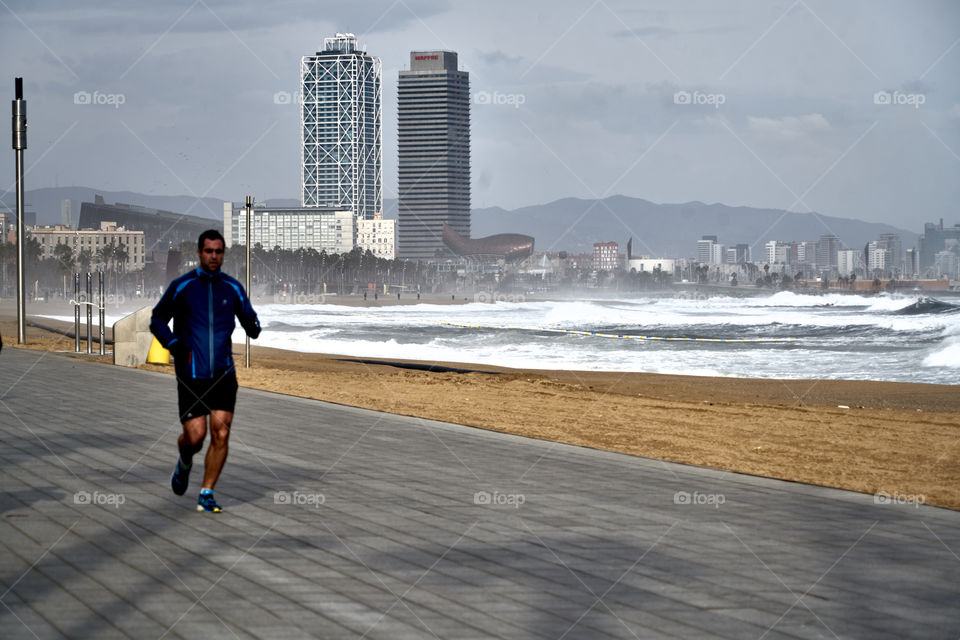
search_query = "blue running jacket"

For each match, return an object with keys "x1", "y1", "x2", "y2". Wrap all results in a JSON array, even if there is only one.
[{"x1": 150, "y1": 267, "x2": 261, "y2": 379}]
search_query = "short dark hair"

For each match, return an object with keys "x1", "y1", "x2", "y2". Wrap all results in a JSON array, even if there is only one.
[{"x1": 198, "y1": 229, "x2": 225, "y2": 251}]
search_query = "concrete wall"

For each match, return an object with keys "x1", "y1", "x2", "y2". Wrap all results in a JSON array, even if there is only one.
[{"x1": 112, "y1": 305, "x2": 156, "y2": 367}]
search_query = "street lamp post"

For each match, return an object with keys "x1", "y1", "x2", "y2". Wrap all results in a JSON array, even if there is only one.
[
  {"x1": 245, "y1": 195, "x2": 252, "y2": 368},
  {"x1": 12, "y1": 77, "x2": 27, "y2": 343}
]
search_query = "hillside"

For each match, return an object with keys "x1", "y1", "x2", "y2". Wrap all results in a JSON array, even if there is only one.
[
  {"x1": 471, "y1": 196, "x2": 918, "y2": 257},
  {"x1": 10, "y1": 188, "x2": 918, "y2": 258}
]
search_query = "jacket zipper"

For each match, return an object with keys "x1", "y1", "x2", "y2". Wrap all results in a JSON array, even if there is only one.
[{"x1": 208, "y1": 279, "x2": 214, "y2": 378}]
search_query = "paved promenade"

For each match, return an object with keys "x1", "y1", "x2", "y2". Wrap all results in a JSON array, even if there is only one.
[{"x1": 1, "y1": 348, "x2": 958, "y2": 639}]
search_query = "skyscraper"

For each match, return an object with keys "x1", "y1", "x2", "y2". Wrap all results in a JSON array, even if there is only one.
[
  {"x1": 877, "y1": 233, "x2": 902, "y2": 276},
  {"x1": 301, "y1": 34, "x2": 382, "y2": 220},
  {"x1": 397, "y1": 51, "x2": 470, "y2": 259},
  {"x1": 816, "y1": 234, "x2": 841, "y2": 272}
]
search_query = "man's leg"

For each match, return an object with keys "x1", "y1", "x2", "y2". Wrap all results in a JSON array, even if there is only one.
[
  {"x1": 171, "y1": 415, "x2": 207, "y2": 496},
  {"x1": 201, "y1": 410, "x2": 233, "y2": 490},
  {"x1": 179, "y1": 416, "x2": 208, "y2": 465}
]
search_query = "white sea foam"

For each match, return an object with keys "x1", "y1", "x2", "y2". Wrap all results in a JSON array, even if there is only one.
[
  {"x1": 923, "y1": 338, "x2": 960, "y2": 368},
  {"x1": 45, "y1": 294, "x2": 958, "y2": 384},
  {"x1": 39, "y1": 314, "x2": 124, "y2": 325}
]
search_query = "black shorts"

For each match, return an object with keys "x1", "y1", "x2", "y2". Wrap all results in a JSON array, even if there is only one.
[{"x1": 177, "y1": 371, "x2": 238, "y2": 422}]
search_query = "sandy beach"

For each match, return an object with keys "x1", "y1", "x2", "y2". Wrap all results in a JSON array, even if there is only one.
[{"x1": 3, "y1": 297, "x2": 959, "y2": 509}]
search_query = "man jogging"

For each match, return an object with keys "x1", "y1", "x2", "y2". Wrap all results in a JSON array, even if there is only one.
[{"x1": 150, "y1": 230, "x2": 261, "y2": 513}]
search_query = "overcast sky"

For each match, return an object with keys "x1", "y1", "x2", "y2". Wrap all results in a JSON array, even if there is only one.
[{"x1": 0, "y1": 0, "x2": 957, "y2": 231}]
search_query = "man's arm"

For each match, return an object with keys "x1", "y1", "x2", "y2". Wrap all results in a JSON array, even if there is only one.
[
  {"x1": 150, "y1": 285, "x2": 182, "y2": 352},
  {"x1": 231, "y1": 280, "x2": 261, "y2": 339}
]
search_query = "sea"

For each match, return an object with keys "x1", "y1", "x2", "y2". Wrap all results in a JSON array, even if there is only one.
[
  {"x1": 52, "y1": 291, "x2": 958, "y2": 384},
  {"x1": 253, "y1": 291, "x2": 960, "y2": 385}
]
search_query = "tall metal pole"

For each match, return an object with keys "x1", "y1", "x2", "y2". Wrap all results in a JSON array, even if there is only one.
[
  {"x1": 245, "y1": 195, "x2": 251, "y2": 368},
  {"x1": 98, "y1": 271, "x2": 105, "y2": 356},
  {"x1": 86, "y1": 272, "x2": 92, "y2": 354},
  {"x1": 12, "y1": 77, "x2": 27, "y2": 344},
  {"x1": 74, "y1": 273, "x2": 80, "y2": 352}
]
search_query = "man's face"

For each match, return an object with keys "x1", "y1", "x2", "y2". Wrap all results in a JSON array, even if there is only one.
[{"x1": 198, "y1": 238, "x2": 224, "y2": 273}]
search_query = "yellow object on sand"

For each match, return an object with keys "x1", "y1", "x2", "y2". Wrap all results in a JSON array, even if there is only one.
[{"x1": 146, "y1": 337, "x2": 171, "y2": 364}]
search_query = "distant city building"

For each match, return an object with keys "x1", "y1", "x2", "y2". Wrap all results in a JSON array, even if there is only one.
[
  {"x1": 0, "y1": 212, "x2": 7, "y2": 244},
  {"x1": 301, "y1": 33, "x2": 382, "y2": 219},
  {"x1": 627, "y1": 257, "x2": 676, "y2": 274},
  {"x1": 30, "y1": 222, "x2": 146, "y2": 271},
  {"x1": 837, "y1": 249, "x2": 861, "y2": 277},
  {"x1": 730, "y1": 243, "x2": 751, "y2": 264},
  {"x1": 877, "y1": 233, "x2": 902, "y2": 275},
  {"x1": 593, "y1": 241, "x2": 621, "y2": 271},
  {"x1": 223, "y1": 202, "x2": 354, "y2": 255},
  {"x1": 919, "y1": 220, "x2": 960, "y2": 270},
  {"x1": 356, "y1": 212, "x2": 396, "y2": 259},
  {"x1": 61, "y1": 199, "x2": 71, "y2": 228},
  {"x1": 569, "y1": 252, "x2": 594, "y2": 270},
  {"x1": 697, "y1": 236, "x2": 719, "y2": 264},
  {"x1": 397, "y1": 50, "x2": 470, "y2": 259},
  {"x1": 798, "y1": 241, "x2": 818, "y2": 267},
  {"x1": 765, "y1": 240, "x2": 790, "y2": 265},
  {"x1": 816, "y1": 234, "x2": 842, "y2": 271},
  {"x1": 5, "y1": 209, "x2": 36, "y2": 231},
  {"x1": 934, "y1": 249, "x2": 959, "y2": 280},
  {"x1": 905, "y1": 248, "x2": 919, "y2": 277},
  {"x1": 867, "y1": 241, "x2": 887, "y2": 274},
  {"x1": 786, "y1": 241, "x2": 801, "y2": 267},
  {"x1": 78, "y1": 195, "x2": 218, "y2": 254}
]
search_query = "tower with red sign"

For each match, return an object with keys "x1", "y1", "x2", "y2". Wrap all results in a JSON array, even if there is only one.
[{"x1": 397, "y1": 50, "x2": 470, "y2": 260}]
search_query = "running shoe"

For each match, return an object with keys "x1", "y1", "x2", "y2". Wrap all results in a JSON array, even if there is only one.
[
  {"x1": 197, "y1": 492, "x2": 222, "y2": 513},
  {"x1": 171, "y1": 459, "x2": 191, "y2": 496}
]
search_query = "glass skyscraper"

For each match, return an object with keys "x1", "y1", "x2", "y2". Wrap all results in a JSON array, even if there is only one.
[
  {"x1": 301, "y1": 34, "x2": 382, "y2": 220},
  {"x1": 397, "y1": 50, "x2": 470, "y2": 260}
]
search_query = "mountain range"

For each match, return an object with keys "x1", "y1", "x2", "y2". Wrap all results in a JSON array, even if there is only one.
[
  {"x1": 6, "y1": 187, "x2": 919, "y2": 258},
  {"x1": 469, "y1": 196, "x2": 919, "y2": 257}
]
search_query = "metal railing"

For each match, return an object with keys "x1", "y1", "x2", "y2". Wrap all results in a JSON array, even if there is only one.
[{"x1": 73, "y1": 272, "x2": 105, "y2": 355}]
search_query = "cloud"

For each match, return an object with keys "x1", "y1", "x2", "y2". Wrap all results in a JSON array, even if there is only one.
[
  {"x1": 0, "y1": 0, "x2": 450, "y2": 37},
  {"x1": 693, "y1": 115, "x2": 726, "y2": 130},
  {"x1": 613, "y1": 26, "x2": 678, "y2": 38},
  {"x1": 746, "y1": 114, "x2": 830, "y2": 140},
  {"x1": 476, "y1": 49, "x2": 523, "y2": 66},
  {"x1": 612, "y1": 24, "x2": 739, "y2": 38}
]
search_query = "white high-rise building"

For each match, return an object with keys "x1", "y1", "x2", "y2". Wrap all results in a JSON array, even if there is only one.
[
  {"x1": 710, "y1": 243, "x2": 726, "y2": 265},
  {"x1": 301, "y1": 34, "x2": 382, "y2": 220},
  {"x1": 223, "y1": 202, "x2": 355, "y2": 255},
  {"x1": 766, "y1": 240, "x2": 790, "y2": 265},
  {"x1": 838, "y1": 249, "x2": 860, "y2": 276},
  {"x1": 867, "y1": 241, "x2": 887, "y2": 274}
]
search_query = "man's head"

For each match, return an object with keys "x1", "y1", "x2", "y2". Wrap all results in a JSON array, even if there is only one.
[{"x1": 197, "y1": 229, "x2": 225, "y2": 273}]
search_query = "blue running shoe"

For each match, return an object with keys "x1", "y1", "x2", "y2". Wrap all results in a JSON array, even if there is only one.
[
  {"x1": 171, "y1": 459, "x2": 191, "y2": 496},
  {"x1": 197, "y1": 492, "x2": 222, "y2": 513}
]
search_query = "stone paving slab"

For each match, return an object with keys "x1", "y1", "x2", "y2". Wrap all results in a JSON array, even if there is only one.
[{"x1": 0, "y1": 348, "x2": 958, "y2": 639}]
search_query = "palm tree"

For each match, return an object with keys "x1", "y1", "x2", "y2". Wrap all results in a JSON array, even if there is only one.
[
  {"x1": 53, "y1": 243, "x2": 74, "y2": 273},
  {"x1": 77, "y1": 249, "x2": 93, "y2": 274},
  {"x1": 113, "y1": 242, "x2": 129, "y2": 295},
  {"x1": 53, "y1": 243, "x2": 74, "y2": 297},
  {"x1": 96, "y1": 245, "x2": 112, "y2": 273}
]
